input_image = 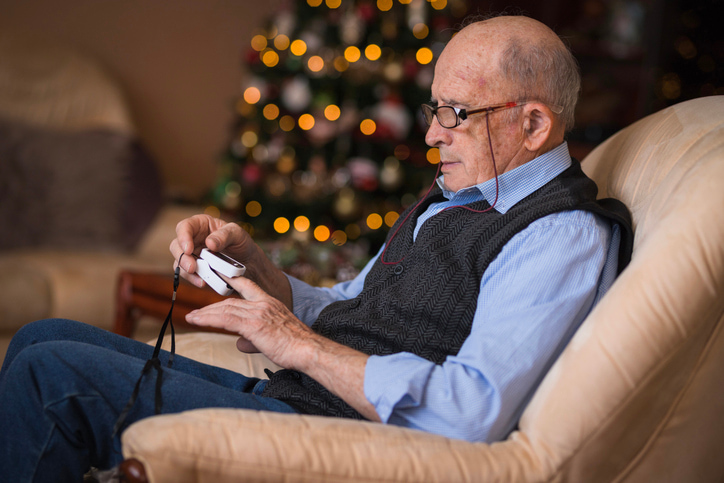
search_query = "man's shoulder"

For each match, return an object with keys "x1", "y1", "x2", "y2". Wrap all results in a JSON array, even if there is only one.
[{"x1": 524, "y1": 209, "x2": 612, "y2": 235}]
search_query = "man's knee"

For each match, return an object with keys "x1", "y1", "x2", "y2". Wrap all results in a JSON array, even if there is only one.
[
  {"x1": 3, "y1": 340, "x2": 97, "y2": 397},
  {"x1": 6, "y1": 340, "x2": 64, "y2": 371},
  {"x1": 10, "y1": 319, "x2": 93, "y2": 353}
]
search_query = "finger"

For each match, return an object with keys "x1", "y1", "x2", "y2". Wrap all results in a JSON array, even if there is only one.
[
  {"x1": 185, "y1": 302, "x2": 238, "y2": 330},
  {"x1": 204, "y1": 222, "x2": 247, "y2": 253},
  {"x1": 221, "y1": 275, "x2": 269, "y2": 302},
  {"x1": 174, "y1": 215, "x2": 210, "y2": 256},
  {"x1": 166, "y1": 247, "x2": 204, "y2": 287},
  {"x1": 235, "y1": 337, "x2": 260, "y2": 354}
]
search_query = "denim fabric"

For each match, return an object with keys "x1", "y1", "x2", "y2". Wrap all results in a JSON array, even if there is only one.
[{"x1": 0, "y1": 319, "x2": 297, "y2": 482}]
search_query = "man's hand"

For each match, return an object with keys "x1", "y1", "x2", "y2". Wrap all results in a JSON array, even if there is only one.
[
  {"x1": 185, "y1": 276, "x2": 314, "y2": 368},
  {"x1": 185, "y1": 275, "x2": 381, "y2": 422},
  {"x1": 169, "y1": 214, "x2": 292, "y2": 309}
]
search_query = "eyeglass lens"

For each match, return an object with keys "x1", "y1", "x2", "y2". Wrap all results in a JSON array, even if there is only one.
[{"x1": 422, "y1": 105, "x2": 459, "y2": 128}]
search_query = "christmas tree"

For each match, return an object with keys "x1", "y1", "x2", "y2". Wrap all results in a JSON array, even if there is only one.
[{"x1": 209, "y1": 0, "x2": 468, "y2": 283}]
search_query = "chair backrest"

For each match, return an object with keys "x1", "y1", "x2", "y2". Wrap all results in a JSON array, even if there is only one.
[
  {"x1": 0, "y1": 32, "x2": 134, "y2": 133},
  {"x1": 516, "y1": 96, "x2": 724, "y2": 482}
]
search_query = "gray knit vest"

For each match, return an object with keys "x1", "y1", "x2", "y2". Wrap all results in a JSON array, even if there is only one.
[{"x1": 261, "y1": 162, "x2": 633, "y2": 418}]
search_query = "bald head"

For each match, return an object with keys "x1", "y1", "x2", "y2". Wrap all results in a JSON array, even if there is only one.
[{"x1": 438, "y1": 15, "x2": 580, "y2": 131}]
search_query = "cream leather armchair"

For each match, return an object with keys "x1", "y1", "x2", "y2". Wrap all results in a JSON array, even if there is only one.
[{"x1": 121, "y1": 96, "x2": 724, "y2": 482}]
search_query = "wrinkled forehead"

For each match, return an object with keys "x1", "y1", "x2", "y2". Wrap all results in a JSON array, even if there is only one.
[{"x1": 431, "y1": 30, "x2": 506, "y2": 104}]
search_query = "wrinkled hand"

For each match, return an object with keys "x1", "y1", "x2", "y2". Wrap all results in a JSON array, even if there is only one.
[
  {"x1": 185, "y1": 275, "x2": 315, "y2": 370},
  {"x1": 169, "y1": 214, "x2": 292, "y2": 309},
  {"x1": 169, "y1": 215, "x2": 255, "y2": 286}
]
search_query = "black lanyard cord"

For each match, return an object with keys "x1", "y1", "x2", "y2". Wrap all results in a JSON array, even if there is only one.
[{"x1": 112, "y1": 254, "x2": 182, "y2": 438}]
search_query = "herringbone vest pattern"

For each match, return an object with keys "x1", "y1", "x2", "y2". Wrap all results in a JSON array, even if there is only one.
[{"x1": 261, "y1": 162, "x2": 633, "y2": 418}]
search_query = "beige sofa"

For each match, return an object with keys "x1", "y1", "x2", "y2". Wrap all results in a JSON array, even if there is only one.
[
  {"x1": 121, "y1": 97, "x2": 724, "y2": 482},
  {"x1": 0, "y1": 34, "x2": 199, "y2": 354}
]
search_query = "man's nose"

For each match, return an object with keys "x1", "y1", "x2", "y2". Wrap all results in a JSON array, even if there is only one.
[{"x1": 424, "y1": 116, "x2": 451, "y2": 147}]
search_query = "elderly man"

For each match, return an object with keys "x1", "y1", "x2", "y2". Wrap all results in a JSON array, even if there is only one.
[{"x1": 0, "y1": 15, "x2": 631, "y2": 481}]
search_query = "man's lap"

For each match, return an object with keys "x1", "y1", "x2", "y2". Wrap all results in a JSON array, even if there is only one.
[{"x1": 1, "y1": 318, "x2": 298, "y2": 418}]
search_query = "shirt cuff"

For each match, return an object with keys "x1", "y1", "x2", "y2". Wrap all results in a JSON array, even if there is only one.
[
  {"x1": 364, "y1": 352, "x2": 435, "y2": 423},
  {"x1": 285, "y1": 275, "x2": 322, "y2": 326}
]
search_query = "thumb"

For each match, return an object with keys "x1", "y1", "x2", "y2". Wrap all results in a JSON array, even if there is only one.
[
  {"x1": 236, "y1": 336, "x2": 260, "y2": 354},
  {"x1": 205, "y1": 222, "x2": 247, "y2": 253}
]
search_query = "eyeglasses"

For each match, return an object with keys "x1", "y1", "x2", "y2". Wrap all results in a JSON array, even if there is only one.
[{"x1": 421, "y1": 101, "x2": 563, "y2": 129}]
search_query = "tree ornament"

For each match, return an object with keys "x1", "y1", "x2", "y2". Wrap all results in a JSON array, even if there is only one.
[
  {"x1": 281, "y1": 75, "x2": 313, "y2": 113},
  {"x1": 380, "y1": 156, "x2": 404, "y2": 191},
  {"x1": 341, "y1": 11, "x2": 364, "y2": 45},
  {"x1": 372, "y1": 97, "x2": 413, "y2": 140},
  {"x1": 241, "y1": 163, "x2": 264, "y2": 186},
  {"x1": 348, "y1": 157, "x2": 379, "y2": 191}
]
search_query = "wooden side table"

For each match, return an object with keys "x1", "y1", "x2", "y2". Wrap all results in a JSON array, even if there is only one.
[{"x1": 113, "y1": 269, "x2": 232, "y2": 337}]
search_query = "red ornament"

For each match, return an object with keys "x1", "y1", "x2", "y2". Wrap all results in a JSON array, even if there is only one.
[
  {"x1": 357, "y1": 3, "x2": 376, "y2": 22},
  {"x1": 242, "y1": 163, "x2": 263, "y2": 185}
]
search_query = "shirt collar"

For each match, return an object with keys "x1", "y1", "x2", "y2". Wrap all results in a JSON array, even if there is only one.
[{"x1": 436, "y1": 142, "x2": 572, "y2": 214}]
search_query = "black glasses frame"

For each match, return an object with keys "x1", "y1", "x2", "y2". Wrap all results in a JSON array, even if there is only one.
[{"x1": 421, "y1": 101, "x2": 563, "y2": 129}]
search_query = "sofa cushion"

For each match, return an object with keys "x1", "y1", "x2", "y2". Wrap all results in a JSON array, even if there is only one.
[{"x1": 0, "y1": 118, "x2": 163, "y2": 251}]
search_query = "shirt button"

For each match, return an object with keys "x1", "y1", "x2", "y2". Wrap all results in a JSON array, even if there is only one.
[{"x1": 393, "y1": 264, "x2": 404, "y2": 275}]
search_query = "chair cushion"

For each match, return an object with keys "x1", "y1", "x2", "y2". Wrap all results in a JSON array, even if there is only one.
[{"x1": 0, "y1": 118, "x2": 162, "y2": 251}]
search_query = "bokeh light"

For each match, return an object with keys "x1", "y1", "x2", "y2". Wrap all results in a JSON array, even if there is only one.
[
  {"x1": 344, "y1": 46, "x2": 361, "y2": 63},
  {"x1": 334, "y1": 56, "x2": 349, "y2": 72},
  {"x1": 274, "y1": 217, "x2": 290, "y2": 233},
  {"x1": 365, "y1": 44, "x2": 382, "y2": 61},
  {"x1": 360, "y1": 119, "x2": 377, "y2": 135},
  {"x1": 273, "y1": 34, "x2": 290, "y2": 50},
  {"x1": 385, "y1": 211, "x2": 400, "y2": 227},
  {"x1": 294, "y1": 216, "x2": 311, "y2": 232},
  {"x1": 416, "y1": 47, "x2": 433, "y2": 65},
  {"x1": 241, "y1": 131, "x2": 258, "y2": 148},
  {"x1": 279, "y1": 115, "x2": 296, "y2": 131},
  {"x1": 377, "y1": 0, "x2": 393, "y2": 11},
  {"x1": 262, "y1": 50, "x2": 280, "y2": 67},
  {"x1": 298, "y1": 113, "x2": 315, "y2": 130},
  {"x1": 413, "y1": 23, "x2": 429, "y2": 39},
  {"x1": 427, "y1": 147, "x2": 441, "y2": 164},
  {"x1": 366, "y1": 213, "x2": 383, "y2": 230},
  {"x1": 290, "y1": 39, "x2": 307, "y2": 56},
  {"x1": 243, "y1": 86, "x2": 261, "y2": 104},
  {"x1": 314, "y1": 225, "x2": 331, "y2": 241},
  {"x1": 204, "y1": 205, "x2": 221, "y2": 219},
  {"x1": 308, "y1": 55, "x2": 325, "y2": 72},
  {"x1": 263, "y1": 103, "x2": 279, "y2": 120},
  {"x1": 331, "y1": 230, "x2": 347, "y2": 246},
  {"x1": 324, "y1": 104, "x2": 341, "y2": 121},
  {"x1": 245, "y1": 201, "x2": 262, "y2": 217},
  {"x1": 251, "y1": 34, "x2": 267, "y2": 51}
]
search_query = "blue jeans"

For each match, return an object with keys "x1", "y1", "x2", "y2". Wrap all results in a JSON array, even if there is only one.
[{"x1": 0, "y1": 319, "x2": 297, "y2": 482}]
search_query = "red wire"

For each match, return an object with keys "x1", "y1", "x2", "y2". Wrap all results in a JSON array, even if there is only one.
[{"x1": 381, "y1": 112, "x2": 499, "y2": 265}]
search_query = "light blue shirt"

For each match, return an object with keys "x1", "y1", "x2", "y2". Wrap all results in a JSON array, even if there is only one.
[{"x1": 287, "y1": 142, "x2": 621, "y2": 442}]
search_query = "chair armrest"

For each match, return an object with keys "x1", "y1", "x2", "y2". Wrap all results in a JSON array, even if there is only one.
[
  {"x1": 121, "y1": 409, "x2": 535, "y2": 483},
  {"x1": 152, "y1": 332, "x2": 282, "y2": 377}
]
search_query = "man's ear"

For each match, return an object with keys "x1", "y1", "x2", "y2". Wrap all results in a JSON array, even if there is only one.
[{"x1": 521, "y1": 103, "x2": 559, "y2": 152}]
